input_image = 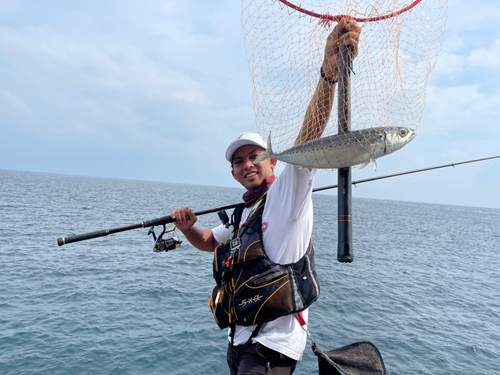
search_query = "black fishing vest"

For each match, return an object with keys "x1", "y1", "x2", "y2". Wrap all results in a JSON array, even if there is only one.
[{"x1": 208, "y1": 193, "x2": 320, "y2": 329}]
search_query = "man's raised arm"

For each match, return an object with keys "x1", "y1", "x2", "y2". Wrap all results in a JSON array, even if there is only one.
[{"x1": 295, "y1": 19, "x2": 361, "y2": 145}]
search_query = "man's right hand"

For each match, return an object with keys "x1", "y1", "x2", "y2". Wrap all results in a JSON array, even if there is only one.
[
  {"x1": 170, "y1": 207, "x2": 218, "y2": 252},
  {"x1": 170, "y1": 207, "x2": 197, "y2": 234}
]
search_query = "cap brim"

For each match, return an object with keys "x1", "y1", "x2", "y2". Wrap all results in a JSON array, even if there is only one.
[{"x1": 225, "y1": 138, "x2": 267, "y2": 162}]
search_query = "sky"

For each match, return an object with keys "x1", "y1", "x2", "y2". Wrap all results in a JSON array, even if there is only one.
[{"x1": 1, "y1": 0, "x2": 499, "y2": 209}]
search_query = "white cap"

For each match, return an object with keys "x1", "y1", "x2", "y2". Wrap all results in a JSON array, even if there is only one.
[{"x1": 225, "y1": 133, "x2": 267, "y2": 162}]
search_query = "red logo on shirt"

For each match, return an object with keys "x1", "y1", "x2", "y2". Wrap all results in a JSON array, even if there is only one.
[{"x1": 262, "y1": 222, "x2": 268, "y2": 233}]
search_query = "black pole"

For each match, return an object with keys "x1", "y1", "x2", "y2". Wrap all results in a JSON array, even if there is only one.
[
  {"x1": 57, "y1": 155, "x2": 500, "y2": 246},
  {"x1": 337, "y1": 40, "x2": 354, "y2": 263}
]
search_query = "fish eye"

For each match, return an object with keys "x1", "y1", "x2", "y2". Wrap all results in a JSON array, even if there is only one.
[{"x1": 399, "y1": 129, "x2": 408, "y2": 137}]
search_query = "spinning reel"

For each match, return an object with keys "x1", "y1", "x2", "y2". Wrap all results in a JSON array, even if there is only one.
[
  {"x1": 148, "y1": 210, "x2": 230, "y2": 253},
  {"x1": 148, "y1": 225, "x2": 182, "y2": 253}
]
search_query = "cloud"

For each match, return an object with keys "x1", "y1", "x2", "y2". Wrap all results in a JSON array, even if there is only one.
[
  {"x1": 0, "y1": 0, "x2": 252, "y2": 147},
  {"x1": 435, "y1": 39, "x2": 500, "y2": 76},
  {"x1": 445, "y1": 0, "x2": 500, "y2": 34},
  {"x1": 0, "y1": 24, "x2": 208, "y2": 101},
  {"x1": 433, "y1": 52, "x2": 466, "y2": 75},
  {"x1": 467, "y1": 40, "x2": 500, "y2": 70},
  {"x1": 423, "y1": 83, "x2": 500, "y2": 135},
  {"x1": 0, "y1": 0, "x2": 259, "y2": 192}
]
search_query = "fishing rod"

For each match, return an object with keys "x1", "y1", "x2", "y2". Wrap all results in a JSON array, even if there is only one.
[
  {"x1": 56, "y1": 155, "x2": 499, "y2": 247},
  {"x1": 314, "y1": 155, "x2": 500, "y2": 192}
]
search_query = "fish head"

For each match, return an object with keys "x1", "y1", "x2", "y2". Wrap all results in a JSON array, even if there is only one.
[{"x1": 384, "y1": 127, "x2": 416, "y2": 155}]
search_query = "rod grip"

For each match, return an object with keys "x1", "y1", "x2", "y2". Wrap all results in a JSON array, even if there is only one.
[
  {"x1": 142, "y1": 215, "x2": 175, "y2": 227},
  {"x1": 57, "y1": 229, "x2": 109, "y2": 246}
]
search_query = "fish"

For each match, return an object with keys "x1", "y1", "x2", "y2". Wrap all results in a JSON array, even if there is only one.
[{"x1": 253, "y1": 126, "x2": 416, "y2": 170}]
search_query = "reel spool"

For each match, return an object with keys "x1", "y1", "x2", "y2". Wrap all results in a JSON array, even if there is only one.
[{"x1": 148, "y1": 225, "x2": 182, "y2": 253}]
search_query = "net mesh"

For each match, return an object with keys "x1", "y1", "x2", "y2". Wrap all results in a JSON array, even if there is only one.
[{"x1": 241, "y1": 0, "x2": 447, "y2": 168}]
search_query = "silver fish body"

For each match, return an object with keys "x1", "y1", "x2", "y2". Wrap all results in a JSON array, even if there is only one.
[{"x1": 254, "y1": 126, "x2": 416, "y2": 170}]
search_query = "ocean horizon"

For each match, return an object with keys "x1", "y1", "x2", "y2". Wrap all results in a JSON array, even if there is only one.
[{"x1": 1, "y1": 167, "x2": 496, "y2": 211}]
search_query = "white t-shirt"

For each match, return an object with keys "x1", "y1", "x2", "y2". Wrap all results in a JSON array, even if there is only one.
[{"x1": 212, "y1": 164, "x2": 317, "y2": 361}]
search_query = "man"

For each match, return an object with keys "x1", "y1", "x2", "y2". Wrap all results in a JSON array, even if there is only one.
[{"x1": 171, "y1": 19, "x2": 361, "y2": 375}]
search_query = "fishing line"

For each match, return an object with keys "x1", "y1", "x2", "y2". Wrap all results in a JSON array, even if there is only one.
[{"x1": 385, "y1": 158, "x2": 405, "y2": 203}]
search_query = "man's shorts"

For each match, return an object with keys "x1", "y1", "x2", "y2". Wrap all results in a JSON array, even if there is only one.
[{"x1": 227, "y1": 342, "x2": 297, "y2": 375}]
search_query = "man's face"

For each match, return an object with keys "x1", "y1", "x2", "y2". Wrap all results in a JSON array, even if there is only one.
[{"x1": 231, "y1": 144, "x2": 277, "y2": 191}]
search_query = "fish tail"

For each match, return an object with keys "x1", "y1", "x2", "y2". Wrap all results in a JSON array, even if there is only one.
[
  {"x1": 253, "y1": 151, "x2": 269, "y2": 164},
  {"x1": 253, "y1": 133, "x2": 272, "y2": 164},
  {"x1": 267, "y1": 133, "x2": 273, "y2": 155}
]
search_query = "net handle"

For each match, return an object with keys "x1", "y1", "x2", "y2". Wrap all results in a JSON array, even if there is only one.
[{"x1": 277, "y1": 0, "x2": 423, "y2": 22}]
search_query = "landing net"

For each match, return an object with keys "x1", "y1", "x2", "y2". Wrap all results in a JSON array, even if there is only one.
[{"x1": 241, "y1": 0, "x2": 447, "y2": 166}]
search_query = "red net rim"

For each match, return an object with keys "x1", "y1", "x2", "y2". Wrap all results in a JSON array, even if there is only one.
[{"x1": 277, "y1": 0, "x2": 423, "y2": 22}]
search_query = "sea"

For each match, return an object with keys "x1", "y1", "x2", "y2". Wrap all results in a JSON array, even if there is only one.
[{"x1": 1, "y1": 169, "x2": 499, "y2": 375}]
